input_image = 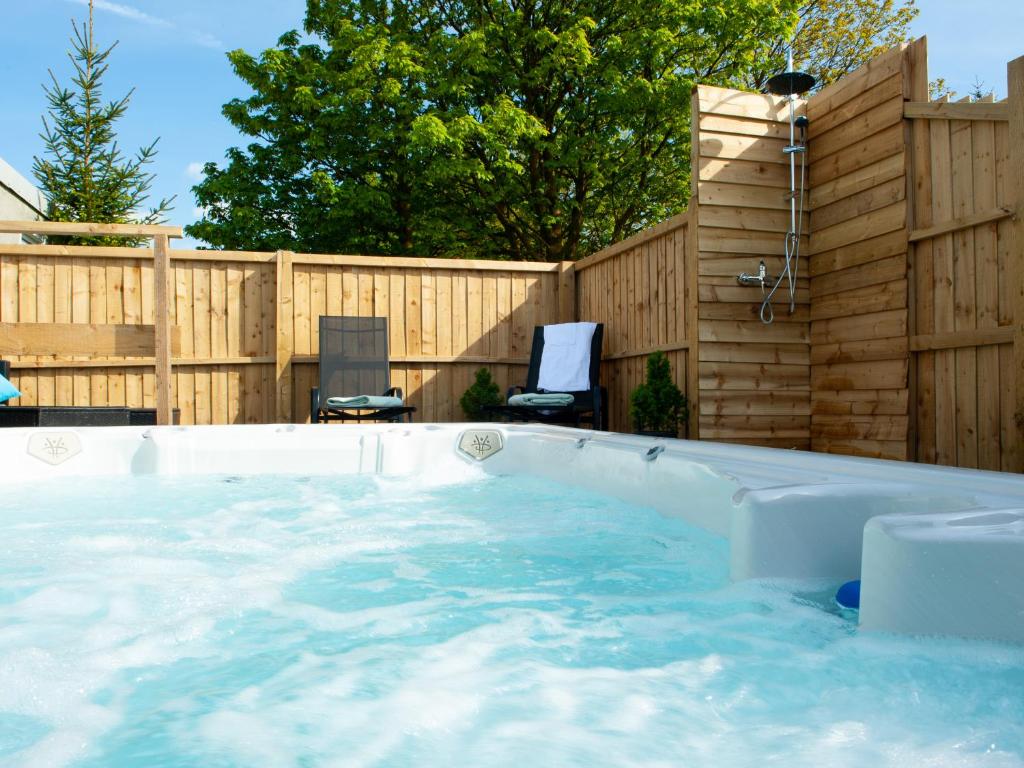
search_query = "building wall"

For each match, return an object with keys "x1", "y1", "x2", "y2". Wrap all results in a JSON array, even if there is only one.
[{"x1": 0, "y1": 157, "x2": 46, "y2": 244}]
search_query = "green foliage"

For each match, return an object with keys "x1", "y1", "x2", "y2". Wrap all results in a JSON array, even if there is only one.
[
  {"x1": 460, "y1": 367, "x2": 502, "y2": 421},
  {"x1": 928, "y1": 77, "x2": 995, "y2": 103},
  {"x1": 629, "y1": 352, "x2": 688, "y2": 435},
  {"x1": 748, "y1": 0, "x2": 918, "y2": 92},
  {"x1": 929, "y1": 77, "x2": 954, "y2": 101},
  {"x1": 188, "y1": 0, "x2": 799, "y2": 258},
  {"x1": 32, "y1": 9, "x2": 172, "y2": 246},
  {"x1": 929, "y1": 77, "x2": 991, "y2": 103}
]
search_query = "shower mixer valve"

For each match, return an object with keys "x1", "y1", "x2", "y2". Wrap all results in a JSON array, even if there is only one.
[{"x1": 737, "y1": 261, "x2": 776, "y2": 289}]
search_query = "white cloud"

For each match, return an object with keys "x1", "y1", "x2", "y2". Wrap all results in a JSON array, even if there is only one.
[
  {"x1": 67, "y1": 0, "x2": 172, "y2": 27},
  {"x1": 65, "y1": 0, "x2": 223, "y2": 49},
  {"x1": 185, "y1": 162, "x2": 205, "y2": 181},
  {"x1": 190, "y1": 31, "x2": 225, "y2": 50}
]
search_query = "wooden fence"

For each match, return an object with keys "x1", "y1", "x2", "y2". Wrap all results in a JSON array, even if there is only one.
[
  {"x1": 0, "y1": 234, "x2": 571, "y2": 424},
  {"x1": 575, "y1": 212, "x2": 694, "y2": 434},
  {"x1": 804, "y1": 40, "x2": 1024, "y2": 471},
  {"x1": 807, "y1": 43, "x2": 913, "y2": 460},
  {"x1": 904, "y1": 46, "x2": 1021, "y2": 471},
  {"x1": 2, "y1": 38, "x2": 1023, "y2": 473},
  {"x1": 547, "y1": 38, "x2": 1024, "y2": 468},
  {"x1": 690, "y1": 85, "x2": 811, "y2": 448}
]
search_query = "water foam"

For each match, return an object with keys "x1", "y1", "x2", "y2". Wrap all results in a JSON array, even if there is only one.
[{"x1": 0, "y1": 473, "x2": 1021, "y2": 767}]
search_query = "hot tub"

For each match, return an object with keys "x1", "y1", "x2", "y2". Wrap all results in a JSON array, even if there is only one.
[
  {"x1": 1, "y1": 424, "x2": 1022, "y2": 766},
  {"x1": 6, "y1": 422, "x2": 1021, "y2": 643}
]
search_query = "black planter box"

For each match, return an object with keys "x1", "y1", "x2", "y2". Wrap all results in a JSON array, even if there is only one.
[{"x1": 0, "y1": 406, "x2": 178, "y2": 427}]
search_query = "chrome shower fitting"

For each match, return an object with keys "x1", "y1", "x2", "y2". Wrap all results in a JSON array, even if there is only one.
[
  {"x1": 734, "y1": 42, "x2": 815, "y2": 325},
  {"x1": 737, "y1": 261, "x2": 775, "y2": 289}
]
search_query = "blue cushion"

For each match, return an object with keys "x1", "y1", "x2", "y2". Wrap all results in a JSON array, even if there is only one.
[{"x1": 0, "y1": 372, "x2": 20, "y2": 403}]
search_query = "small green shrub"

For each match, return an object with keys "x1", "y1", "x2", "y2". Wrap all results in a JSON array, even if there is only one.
[
  {"x1": 629, "y1": 351, "x2": 688, "y2": 435},
  {"x1": 460, "y1": 367, "x2": 502, "y2": 420}
]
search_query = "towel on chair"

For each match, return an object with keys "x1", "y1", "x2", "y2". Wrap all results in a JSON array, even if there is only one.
[
  {"x1": 325, "y1": 395, "x2": 404, "y2": 409},
  {"x1": 0, "y1": 373, "x2": 20, "y2": 403},
  {"x1": 537, "y1": 322, "x2": 596, "y2": 393},
  {"x1": 508, "y1": 392, "x2": 575, "y2": 407}
]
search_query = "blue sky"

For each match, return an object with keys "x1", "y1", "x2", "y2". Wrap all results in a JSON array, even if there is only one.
[{"x1": 0, "y1": 0, "x2": 1021, "y2": 247}]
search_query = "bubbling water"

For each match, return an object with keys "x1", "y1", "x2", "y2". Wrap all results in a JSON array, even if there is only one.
[{"x1": 0, "y1": 473, "x2": 1021, "y2": 767}]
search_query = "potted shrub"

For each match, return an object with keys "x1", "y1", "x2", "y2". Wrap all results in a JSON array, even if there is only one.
[
  {"x1": 460, "y1": 367, "x2": 502, "y2": 421},
  {"x1": 629, "y1": 351, "x2": 688, "y2": 438}
]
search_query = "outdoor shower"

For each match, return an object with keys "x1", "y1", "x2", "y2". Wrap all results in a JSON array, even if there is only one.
[{"x1": 736, "y1": 47, "x2": 815, "y2": 324}]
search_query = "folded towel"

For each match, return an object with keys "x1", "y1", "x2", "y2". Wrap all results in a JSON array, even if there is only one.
[
  {"x1": 508, "y1": 392, "x2": 574, "y2": 407},
  {"x1": 537, "y1": 322, "x2": 596, "y2": 393},
  {"x1": 325, "y1": 395, "x2": 404, "y2": 409},
  {"x1": 0, "y1": 373, "x2": 20, "y2": 404}
]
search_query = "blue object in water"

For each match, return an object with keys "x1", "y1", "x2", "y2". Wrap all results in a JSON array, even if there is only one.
[
  {"x1": 836, "y1": 579, "x2": 861, "y2": 610},
  {"x1": 0, "y1": 373, "x2": 20, "y2": 403}
]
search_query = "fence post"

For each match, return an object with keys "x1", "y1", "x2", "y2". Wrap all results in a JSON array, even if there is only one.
[
  {"x1": 1010, "y1": 55, "x2": 1024, "y2": 472},
  {"x1": 904, "y1": 37, "x2": 930, "y2": 463},
  {"x1": 275, "y1": 250, "x2": 295, "y2": 423},
  {"x1": 686, "y1": 87, "x2": 702, "y2": 441},
  {"x1": 152, "y1": 233, "x2": 173, "y2": 425},
  {"x1": 558, "y1": 260, "x2": 576, "y2": 323}
]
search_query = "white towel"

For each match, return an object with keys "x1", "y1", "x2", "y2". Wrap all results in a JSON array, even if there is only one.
[{"x1": 537, "y1": 322, "x2": 596, "y2": 393}]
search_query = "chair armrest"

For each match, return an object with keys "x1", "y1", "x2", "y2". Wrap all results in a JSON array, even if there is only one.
[
  {"x1": 384, "y1": 387, "x2": 404, "y2": 400},
  {"x1": 310, "y1": 386, "x2": 320, "y2": 423},
  {"x1": 507, "y1": 385, "x2": 526, "y2": 399}
]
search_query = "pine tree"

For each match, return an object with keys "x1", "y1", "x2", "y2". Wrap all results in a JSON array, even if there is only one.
[{"x1": 32, "y1": 0, "x2": 173, "y2": 246}]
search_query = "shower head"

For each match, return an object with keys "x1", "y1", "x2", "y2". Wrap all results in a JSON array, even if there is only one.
[{"x1": 766, "y1": 70, "x2": 816, "y2": 96}]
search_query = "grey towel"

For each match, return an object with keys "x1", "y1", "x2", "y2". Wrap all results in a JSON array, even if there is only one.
[
  {"x1": 508, "y1": 392, "x2": 574, "y2": 407},
  {"x1": 325, "y1": 395, "x2": 404, "y2": 409}
]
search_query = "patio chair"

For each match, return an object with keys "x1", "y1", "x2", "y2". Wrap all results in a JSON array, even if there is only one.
[
  {"x1": 311, "y1": 316, "x2": 415, "y2": 424},
  {"x1": 484, "y1": 322, "x2": 606, "y2": 430}
]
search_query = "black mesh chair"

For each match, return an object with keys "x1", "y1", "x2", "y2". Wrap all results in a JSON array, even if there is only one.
[
  {"x1": 311, "y1": 316, "x2": 415, "y2": 423},
  {"x1": 484, "y1": 323, "x2": 606, "y2": 430}
]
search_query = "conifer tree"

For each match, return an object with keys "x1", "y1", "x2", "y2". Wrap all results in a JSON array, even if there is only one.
[{"x1": 33, "y1": 0, "x2": 172, "y2": 245}]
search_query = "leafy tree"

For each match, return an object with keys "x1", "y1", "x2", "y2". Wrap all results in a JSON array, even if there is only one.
[
  {"x1": 929, "y1": 77, "x2": 954, "y2": 102},
  {"x1": 411, "y1": 0, "x2": 797, "y2": 260},
  {"x1": 33, "y1": 1, "x2": 173, "y2": 246},
  {"x1": 189, "y1": 1, "x2": 441, "y2": 255},
  {"x1": 189, "y1": 0, "x2": 798, "y2": 259},
  {"x1": 748, "y1": 0, "x2": 918, "y2": 92}
]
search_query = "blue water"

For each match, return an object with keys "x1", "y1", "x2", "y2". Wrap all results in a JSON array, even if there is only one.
[{"x1": 0, "y1": 472, "x2": 1022, "y2": 767}]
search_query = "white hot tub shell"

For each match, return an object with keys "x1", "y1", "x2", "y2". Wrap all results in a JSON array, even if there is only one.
[{"x1": 2, "y1": 423, "x2": 1022, "y2": 643}]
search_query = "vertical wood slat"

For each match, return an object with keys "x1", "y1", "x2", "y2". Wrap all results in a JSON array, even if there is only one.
[
  {"x1": 275, "y1": 250, "x2": 294, "y2": 423},
  {"x1": 906, "y1": 37, "x2": 928, "y2": 463},
  {"x1": 1011, "y1": 55, "x2": 1024, "y2": 471},
  {"x1": 558, "y1": 261, "x2": 575, "y2": 323},
  {"x1": 153, "y1": 234, "x2": 173, "y2": 425}
]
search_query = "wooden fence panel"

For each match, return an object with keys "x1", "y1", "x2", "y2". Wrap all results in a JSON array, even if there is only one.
[
  {"x1": 807, "y1": 44, "x2": 912, "y2": 460},
  {"x1": 574, "y1": 214, "x2": 692, "y2": 435},
  {"x1": 287, "y1": 257, "x2": 562, "y2": 423},
  {"x1": 1, "y1": 246, "x2": 565, "y2": 426},
  {"x1": 902, "y1": 43, "x2": 1020, "y2": 471},
  {"x1": 692, "y1": 85, "x2": 811, "y2": 449}
]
